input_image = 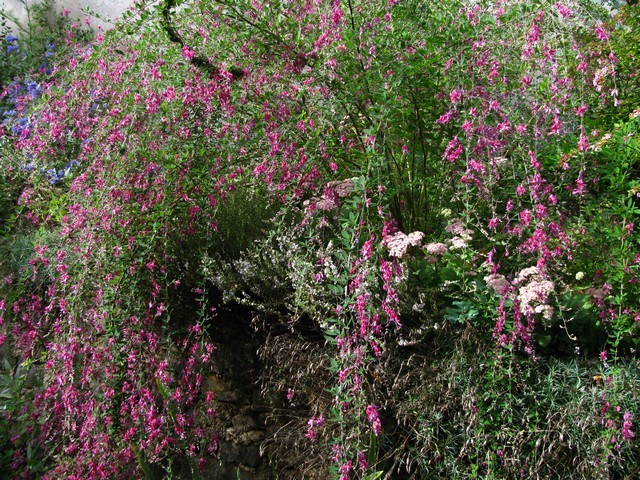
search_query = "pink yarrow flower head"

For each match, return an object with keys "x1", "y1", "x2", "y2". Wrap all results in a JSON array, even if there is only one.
[
  {"x1": 425, "y1": 242, "x2": 448, "y2": 256},
  {"x1": 446, "y1": 218, "x2": 473, "y2": 240},
  {"x1": 485, "y1": 273, "x2": 511, "y2": 296},
  {"x1": 383, "y1": 231, "x2": 424, "y2": 258},
  {"x1": 515, "y1": 266, "x2": 555, "y2": 319}
]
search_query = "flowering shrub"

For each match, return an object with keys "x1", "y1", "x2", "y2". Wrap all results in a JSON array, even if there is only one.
[{"x1": 0, "y1": 0, "x2": 639, "y2": 478}]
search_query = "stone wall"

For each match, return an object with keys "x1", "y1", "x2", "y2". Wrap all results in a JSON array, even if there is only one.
[{"x1": 2, "y1": 0, "x2": 132, "y2": 31}]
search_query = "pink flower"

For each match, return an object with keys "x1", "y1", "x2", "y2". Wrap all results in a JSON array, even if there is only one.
[
  {"x1": 572, "y1": 170, "x2": 587, "y2": 196},
  {"x1": 450, "y1": 88, "x2": 463, "y2": 104},
  {"x1": 357, "y1": 451, "x2": 368, "y2": 470},
  {"x1": 361, "y1": 235, "x2": 375, "y2": 260},
  {"x1": 578, "y1": 133, "x2": 589, "y2": 152},
  {"x1": 181, "y1": 45, "x2": 196, "y2": 60},
  {"x1": 436, "y1": 109, "x2": 457, "y2": 124},
  {"x1": 554, "y1": 2, "x2": 573, "y2": 19},
  {"x1": 594, "y1": 23, "x2": 609, "y2": 41},
  {"x1": 444, "y1": 136, "x2": 463, "y2": 162},
  {"x1": 366, "y1": 404, "x2": 382, "y2": 435},
  {"x1": 519, "y1": 209, "x2": 532, "y2": 227},
  {"x1": 622, "y1": 411, "x2": 635, "y2": 441},
  {"x1": 338, "y1": 460, "x2": 353, "y2": 480},
  {"x1": 305, "y1": 415, "x2": 325, "y2": 440}
]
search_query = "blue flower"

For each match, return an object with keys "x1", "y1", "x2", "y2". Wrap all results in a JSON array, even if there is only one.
[
  {"x1": 6, "y1": 45, "x2": 19, "y2": 53},
  {"x1": 38, "y1": 64, "x2": 54, "y2": 76},
  {"x1": 40, "y1": 168, "x2": 63, "y2": 185},
  {"x1": 11, "y1": 117, "x2": 30, "y2": 136},
  {"x1": 63, "y1": 160, "x2": 79, "y2": 177},
  {"x1": 5, "y1": 35, "x2": 18, "y2": 43},
  {"x1": 25, "y1": 81, "x2": 41, "y2": 99}
]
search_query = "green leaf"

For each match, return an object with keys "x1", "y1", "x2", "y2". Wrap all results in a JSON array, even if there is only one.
[
  {"x1": 439, "y1": 267, "x2": 459, "y2": 282},
  {"x1": 364, "y1": 471, "x2": 384, "y2": 480},
  {"x1": 324, "y1": 334, "x2": 338, "y2": 345},
  {"x1": 155, "y1": 377, "x2": 169, "y2": 401},
  {"x1": 537, "y1": 333, "x2": 552, "y2": 348}
]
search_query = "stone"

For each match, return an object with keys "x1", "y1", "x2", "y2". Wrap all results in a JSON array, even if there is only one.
[
  {"x1": 218, "y1": 441, "x2": 262, "y2": 468},
  {"x1": 237, "y1": 430, "x2": 265, "y2": 446},
  {"x1": 232, "y1": 414, "x2": 258, "y2": 433}
]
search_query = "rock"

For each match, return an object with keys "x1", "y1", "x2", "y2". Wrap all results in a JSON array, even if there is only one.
[
  {"x1": 219, "y1": 441, "x2": 262, "y2": 468},
  {"x1": 232, "y1": 414, "x2": 258, "y2": 433},
  {"x1": 237, "y1": 430, "x2": 265, "y2": 446},
  {"x1": 206, "y1": 374, "x2": 229, "y2": 393},
  {"x1": 206, "y1": 375, "x2": 240, "y2": 403}
]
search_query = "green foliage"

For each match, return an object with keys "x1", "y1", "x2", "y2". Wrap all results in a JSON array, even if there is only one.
[
  {"x1": 558, "y1": 107, "x2": 640, "y2": 354},
  {"x1": 399, "y1": 336, "x2": 640, "y2": 479},
  {"x1": 0, "y1": 358, "x2": 44, "y2": 478}
]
